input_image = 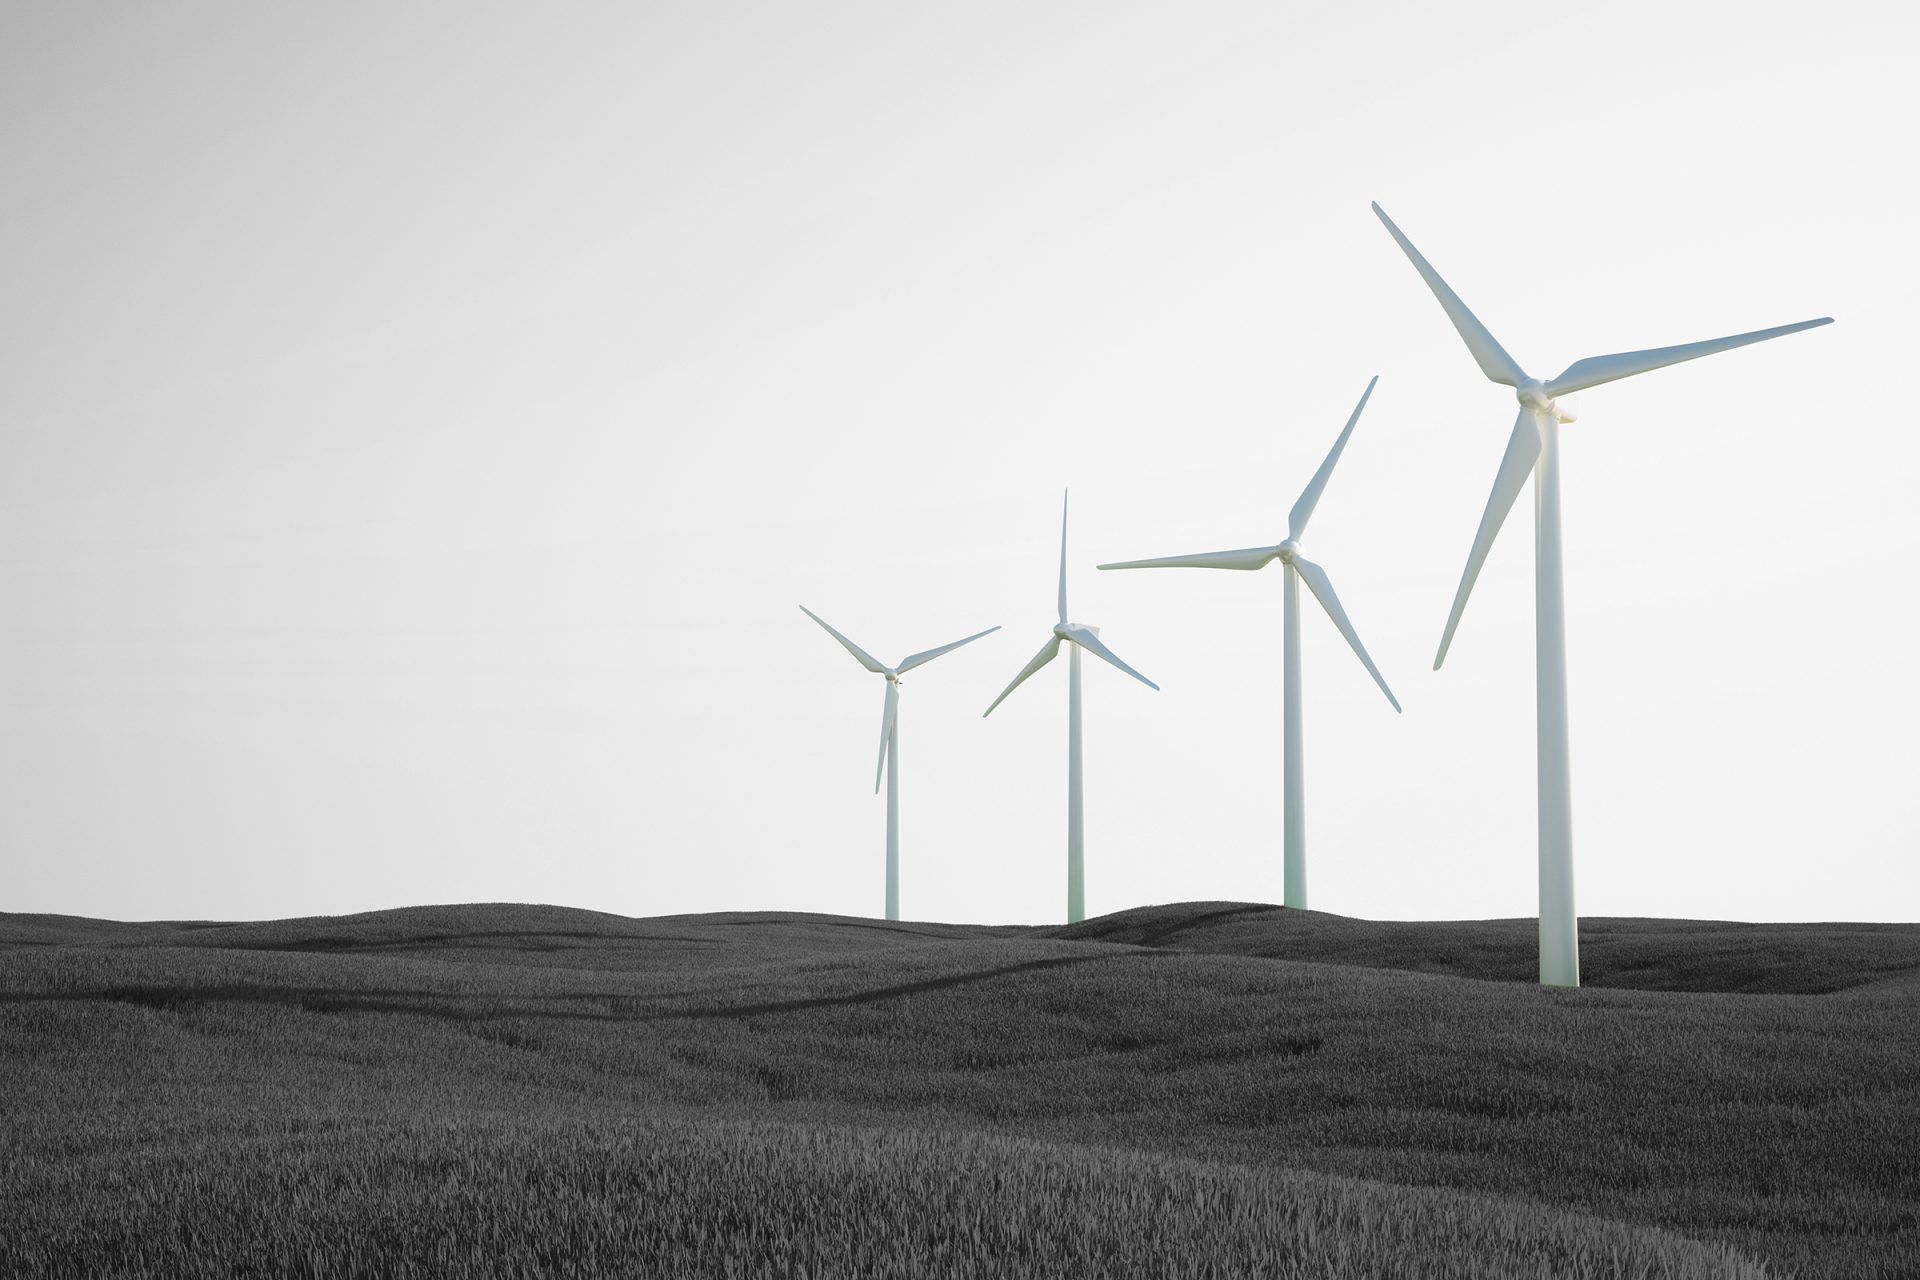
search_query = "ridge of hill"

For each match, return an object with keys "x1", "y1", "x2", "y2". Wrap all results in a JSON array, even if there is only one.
[
  {"x1": 1047, "y1": 901, "x2": 1920, "y2": 994},
  {"x1": 12, "y1": 899, "x2": 1918, "y2": 994}
]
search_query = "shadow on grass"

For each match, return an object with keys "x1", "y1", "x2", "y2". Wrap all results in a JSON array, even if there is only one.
[
  {"x1": 218, "y1": 930, "x2": 727, "y2": 955},
  {"x1": 704, "y1": 917, "x2": 1009, "y2": 942},
  {"x1": 669, "y1": 952, "x2": 1165, "y2": 1020},
  {"x1": 0, "y1": 953, "x2": 1165, "y2": 1025}
]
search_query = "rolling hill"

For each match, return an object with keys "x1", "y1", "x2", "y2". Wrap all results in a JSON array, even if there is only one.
[{"x1": 4, "y1": 901, "x2": 1916, "y2": 1277}]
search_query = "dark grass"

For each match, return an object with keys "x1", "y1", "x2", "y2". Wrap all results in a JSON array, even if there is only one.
[
  {"x1": 1052, "y1": 901, "x2": 1920, "y2": 994},
  {"x1": 4, "y1": 902, "x2": 1917, "y2": 1277}
]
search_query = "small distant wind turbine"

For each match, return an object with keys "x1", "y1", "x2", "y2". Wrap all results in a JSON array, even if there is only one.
[
  {"x1": 1372, "y1": 200, "x2": 1832, "y2": 988},
  {"x1": 983, "y1": 492, "x2": 1159, "y2": 924},
  {"x1": 1099, "y1": 378, "x2": 1399, "y2": 910},
  {"x1": 801, "y1": 606, "x2": 999, "y2": 921}
]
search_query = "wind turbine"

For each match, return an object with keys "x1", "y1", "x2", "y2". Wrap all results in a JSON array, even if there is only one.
[
  {"x1": 800, "y1": 606, "x2": 999, "y2": 921},
  {"x1": 982, "y1": 492, "x2": 1159, "y2": 924},
  {"x1": 1372, "y1": 201, "x2": 1832, "y2": 988},
  {"x1": 1099, "y1": 377, "x2": 1400, "y2": 910}
]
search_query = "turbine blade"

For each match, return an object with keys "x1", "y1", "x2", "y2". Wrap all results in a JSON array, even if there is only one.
[
  {"x1": 1098, "y1": 546, "x2": 1278, "y2": 572},
  {"x1": 1545, "y1": 317, "x2": 1833, "y2": 397},
  {"x1": 1435, "y1": 409, "x2": 1541, "y2": 669},
  {"x1": 983, "y1": 636, "x2": 1062, "y2": 717},
  {"x1": 1064, "y1": 626, "x2": 1159, "y2": 691},
  {"x1": 874, "y1": 681, "x2": 897, "y2": 793},
  {"x1": 896, "y1": 625, "x2": 1000, "y2": 674},
  {"x1": 1057, "y1": 490, "x2": 1070, "y2": 626},
  {"x1": 800, "y1": 605, "x2": 886, "y2": 674},
  {"x1": 1290, "y1": 557, "x2": 1399, "y2": 712},
  {"x1": 1289, "y1": 375, "x2": 1378, "y2": 541},
  {"x1": 1371, "y1": 203, "x2": 1527, "y2": 388}
]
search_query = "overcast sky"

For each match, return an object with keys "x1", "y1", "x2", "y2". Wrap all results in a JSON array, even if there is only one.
[{"x1": 3, "y1": 1, "x2": 1913, "y2": 926}]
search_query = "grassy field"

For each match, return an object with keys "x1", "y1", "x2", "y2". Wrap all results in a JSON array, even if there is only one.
[{"x1": 4, "y1": 902, "x2": 1916, "y2": 1277}]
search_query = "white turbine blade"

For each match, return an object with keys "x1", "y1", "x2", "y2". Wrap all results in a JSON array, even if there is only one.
[
  {"x1": 1063, "y1": 626, "x2": 1159, "y2": 692},
  {"x1": 1545, "y1": 317, "x2": 1833, "y2": 398},
  {"x1": 983, "y1": 636, "x2": 1061, "y2": 717},
  {"x1": 874, "y1": 681, "x2": 897, "y2": 793},
  {"x1": 896, "y1": 624, "x2": 1000, "y2": 674},
  {"x1": 1099, "y1": 545, "x2": 1277, "y2": 572},
  {"x1": 1289, "y1": 375, "x2": 1378, "y2": 541},
  {"x1": 1372, "y1": 202, "x2": 1526, "y2": 388},
  {"x1": 1058, "y1": 489, "x2": 1070, "y2": 625},
  {"x1": 799, "y1": 605, "x2": 886, "y2": 674},
  {"x1": 1435, "y1": 409, "x2": 1541, "y2": 670},
  {"x1": 1291, "y1": 556, "x2": 1400, "y2": 713}
]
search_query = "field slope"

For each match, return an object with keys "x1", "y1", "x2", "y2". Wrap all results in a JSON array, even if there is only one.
[{"x1": 4, "y1": 902, "x2": 1916, "y2": 1277}]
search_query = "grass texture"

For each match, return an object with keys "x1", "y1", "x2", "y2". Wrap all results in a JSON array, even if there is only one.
[{"x1": 4, "y1": 902, "x2": 1917, "y2": 1277}]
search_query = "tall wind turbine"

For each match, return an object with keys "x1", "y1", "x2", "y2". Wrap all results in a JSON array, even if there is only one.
[
  {"x1": 800, "y1": 606, "x2": 999, "y2": 921},
  {"x1": 983, "y1": 492, "x2": 1159, "y2": 924},
  {"x1": 1372, "y1": 201, "x2": 1832, "y2": 988},
  {"x1": 1099, "y1": 378, "x2": 1400, "y2": 910}
]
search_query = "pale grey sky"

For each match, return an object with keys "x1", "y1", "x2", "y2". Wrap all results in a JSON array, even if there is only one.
[{"x1": 3, "y1": 1, "x2": 1913, "y2": 925}]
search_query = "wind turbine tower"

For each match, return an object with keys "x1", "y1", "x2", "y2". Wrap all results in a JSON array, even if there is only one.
[
  {"x1": 1372, "y1": 201, "x2": 1831, "y2": 987},
  {"x1": 983, "y1": 492, "x2": 1159, "y2": 923},
  {"x1": 801, "y1": 607, "x2": 998, "y2": 921},
  {"x1": 1100, "y1": 378, "x2": 1400, "y2": 910}
]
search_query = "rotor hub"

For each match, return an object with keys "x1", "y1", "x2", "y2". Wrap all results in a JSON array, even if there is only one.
[
  {"x1": 1276, "y1": 539, "x2": 1299, "y2": 564},
  {"x1": 1516, "y1": 379, "x2": 1554, "y2": 414}
]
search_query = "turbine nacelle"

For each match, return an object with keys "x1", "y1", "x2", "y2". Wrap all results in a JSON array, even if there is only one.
[
  {"x1": 985, "y1": 493, "x2": 1158, "y2": 719},
  {"x1": 1515, "y1": 380, "x2": 1577, "y2": 424},
  {"x1": 798, "y1": 604, "x2": 998, "y2": 790}
]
